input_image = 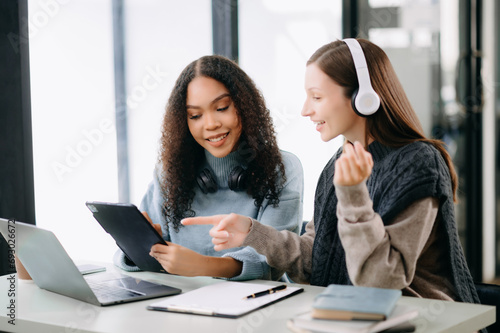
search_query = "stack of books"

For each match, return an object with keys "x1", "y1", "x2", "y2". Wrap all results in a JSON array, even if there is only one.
[{"x1": 287, "y1": 284, "x2": 419, "y2": 333}]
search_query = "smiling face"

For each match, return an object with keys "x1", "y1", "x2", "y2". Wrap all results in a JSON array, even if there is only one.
[
  {"x1": 186, "y1": 76, "x2": 242, "y2": 158},
  {"x1": 301, "y1": 63, "x2": 366, "y2": 143}
]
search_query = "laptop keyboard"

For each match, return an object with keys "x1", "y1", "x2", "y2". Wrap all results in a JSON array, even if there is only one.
[{"x1": 85, "y1": 275, "x2": 146, "y2": 302}]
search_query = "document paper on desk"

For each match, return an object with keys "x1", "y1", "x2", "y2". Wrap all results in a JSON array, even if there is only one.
[{"x1": 147, "y1": 281, "x2": 304, "y2": 318}]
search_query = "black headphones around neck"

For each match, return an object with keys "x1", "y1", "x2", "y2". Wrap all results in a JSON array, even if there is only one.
[{"x1": 196, "y1": 166, "x2": 248, "y2": 194}]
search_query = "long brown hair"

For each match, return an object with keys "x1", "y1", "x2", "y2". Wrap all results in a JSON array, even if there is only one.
[
  {"x1": 307, "y1": 39, "x2": 458, "y2": 201},
  {"x1": 159, "y1": 55, "x2": 286, "y2": 230}
]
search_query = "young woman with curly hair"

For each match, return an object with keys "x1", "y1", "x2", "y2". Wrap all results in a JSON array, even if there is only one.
[
  {"x1": 115, "y1": 55, "x2": 303, "y2": 280},
  {"x1": 184, "y1": 39, "x2": 481, "y2": 305}
]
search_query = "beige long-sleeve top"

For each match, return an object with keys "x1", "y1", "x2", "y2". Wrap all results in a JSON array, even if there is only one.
[{"x1": 243, "y1": 182, "x2": 457, "y2": 300}]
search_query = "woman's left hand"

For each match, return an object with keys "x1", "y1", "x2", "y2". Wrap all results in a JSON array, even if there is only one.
[
  {"x1": 150, "y1": 242, "x2": 209, "y2": 277},
  {"x1": 334, "y1": 141, "x2": 373, "y2": 186}
]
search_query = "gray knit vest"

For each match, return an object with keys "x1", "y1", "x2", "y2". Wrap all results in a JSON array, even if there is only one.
[{"x1": 310, "y1": 141, "x2": 480, "y2": 304}]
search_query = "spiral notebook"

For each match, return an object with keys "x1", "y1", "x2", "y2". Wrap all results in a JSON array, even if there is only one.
[{"x1": 147, "y1": 281, "x2": 304, "y2": 318}]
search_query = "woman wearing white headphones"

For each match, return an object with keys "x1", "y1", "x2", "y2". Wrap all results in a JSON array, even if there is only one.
[{"x1": 184, "y1": 38, "x2": 480, "y2": 304}]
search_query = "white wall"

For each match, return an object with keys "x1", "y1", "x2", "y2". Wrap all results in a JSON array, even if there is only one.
[{"x1": 481, "y1": 0, "x2": 497, "y2": 282}]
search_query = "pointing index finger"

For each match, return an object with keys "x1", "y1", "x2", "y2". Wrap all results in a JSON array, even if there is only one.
[{"x1": 181, "y1": 215, "x2": 227, "y2": 226}]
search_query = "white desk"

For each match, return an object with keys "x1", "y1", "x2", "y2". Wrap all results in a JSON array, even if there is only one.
[{"x1": 0, "y1": 264, "x2": 495, "y2": 333}]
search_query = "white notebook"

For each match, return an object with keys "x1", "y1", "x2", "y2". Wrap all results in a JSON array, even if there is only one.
[{"x1": 147, "y1": 281, "x2": 303, "y2": 318}]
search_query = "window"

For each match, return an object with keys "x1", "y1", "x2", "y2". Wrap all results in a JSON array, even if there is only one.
[
  {"x1": 29, "y1": 0, "x2": 212, "y2": 261},
  {"x1": 239, "y1": 0, "x2": 343, "y2": 219}
]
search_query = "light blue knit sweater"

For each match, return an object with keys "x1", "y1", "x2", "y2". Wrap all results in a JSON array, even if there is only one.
[{"x1": 114, "y1": 149, "x2": 303, "y2": 280}]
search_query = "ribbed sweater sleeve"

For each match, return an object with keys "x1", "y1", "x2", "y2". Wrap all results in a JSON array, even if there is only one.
[
  {"x1": 242, "y1": 219, "x2": 314, "y2": 284},
  {"x1": 336, "y1": 181, "x2": 440, "y2": 292}
]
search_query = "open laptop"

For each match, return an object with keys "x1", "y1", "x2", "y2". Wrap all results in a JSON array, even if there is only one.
[
  {"x1": 0, "y1": 218, "x2": 181, "y2": 306},
  {"x1": 85, "y1": 201, "x2": 167, "y2": 273}
]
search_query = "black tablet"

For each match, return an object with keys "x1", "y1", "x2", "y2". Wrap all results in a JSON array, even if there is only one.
[{"x1": 86, "y1": 201, "x2": 167, "y2": 273}]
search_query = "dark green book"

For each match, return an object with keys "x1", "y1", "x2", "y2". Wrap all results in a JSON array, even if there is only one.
[{"x1": 312, "y1": 284, "x2": 402, "y2": 321}]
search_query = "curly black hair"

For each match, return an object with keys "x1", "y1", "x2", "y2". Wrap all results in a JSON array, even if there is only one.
[{"x1": 158, "y1": 55, "x2": 286, "y2": 231}]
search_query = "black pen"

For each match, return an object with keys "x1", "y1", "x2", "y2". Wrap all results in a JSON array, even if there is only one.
[{"x1": 244, "y1": 285, "x2": 287, "y2": 299}]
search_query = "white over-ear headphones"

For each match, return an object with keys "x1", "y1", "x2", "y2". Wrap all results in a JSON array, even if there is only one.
[{"x1": 342, "y1": 38, "x2": 380, "y2": 116}]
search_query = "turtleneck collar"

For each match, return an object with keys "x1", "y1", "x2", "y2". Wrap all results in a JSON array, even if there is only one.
[{"x1": 204, "y1": 150, "x2": 244, "y2": 189}]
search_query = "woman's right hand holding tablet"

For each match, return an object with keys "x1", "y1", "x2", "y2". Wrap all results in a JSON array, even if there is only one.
[{"x1": 182, "y1": 213, "x2": 252, "y2": 251}]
